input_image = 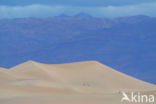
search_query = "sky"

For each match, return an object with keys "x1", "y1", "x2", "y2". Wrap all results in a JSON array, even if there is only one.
[{"x1": 0, "y1": 0, "x2": 156, "y2": 18}]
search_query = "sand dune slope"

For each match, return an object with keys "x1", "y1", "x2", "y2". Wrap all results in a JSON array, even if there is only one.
[
  {"x1": 38, "y1": 61, "x2": 155, "y2": 91},
  {"x1": 0, "y1": 61, "x2": 155, "y2": 104},
  {"x1": 7, "y1": 61, "x2": 155, "y2": 91}
]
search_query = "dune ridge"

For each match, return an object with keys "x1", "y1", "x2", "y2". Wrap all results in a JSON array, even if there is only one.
[{"x1": 0, "y1": 61, "x2": 155, "y2": 104}]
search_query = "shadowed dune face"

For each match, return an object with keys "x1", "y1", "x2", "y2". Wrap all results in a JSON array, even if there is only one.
[{"x1": 0, "y1": 61, "x2": 155, "y2": 104}]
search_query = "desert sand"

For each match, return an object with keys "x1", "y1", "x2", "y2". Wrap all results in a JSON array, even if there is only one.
[{"x1": 0, "y1": 61, "x2": 155, "y2": 104}]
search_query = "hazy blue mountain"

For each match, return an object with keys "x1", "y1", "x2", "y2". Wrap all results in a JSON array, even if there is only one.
[
  {"x1": 0, "y1": 15, "x2": 156, "y2": 84},
  {"x1": 74, "y1": 13, "x2": 93, "y2": 18}
]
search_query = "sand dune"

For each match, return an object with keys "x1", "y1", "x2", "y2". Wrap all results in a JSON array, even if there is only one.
[{"x1": 0, "y1": 61, "x2": 155, "y2": 104}]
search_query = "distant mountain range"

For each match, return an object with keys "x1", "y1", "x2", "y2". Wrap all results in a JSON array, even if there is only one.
[{"x1": 0, "y1": 15, "x2": 156, "y2": 84}]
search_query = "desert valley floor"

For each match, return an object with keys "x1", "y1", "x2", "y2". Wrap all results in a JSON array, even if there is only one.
[{"x1": 0, "y1": 61, "x2": 155, "y2": 104}]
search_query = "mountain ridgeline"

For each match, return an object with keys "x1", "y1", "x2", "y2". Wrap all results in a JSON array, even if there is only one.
[{"x1": 0, "y1": 15, "x2": 156, "y2": 84}]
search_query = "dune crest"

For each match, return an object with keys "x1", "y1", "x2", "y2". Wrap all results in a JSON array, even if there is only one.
[{"x1": 1, "y1": 61, "x2": 155, "y2": 91}]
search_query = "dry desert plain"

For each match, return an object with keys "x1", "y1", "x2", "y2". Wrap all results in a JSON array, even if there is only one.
[{"x1": 0, "y1": 61, "x2": 155, "y2": 104}]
